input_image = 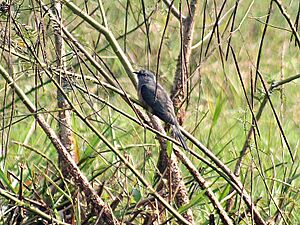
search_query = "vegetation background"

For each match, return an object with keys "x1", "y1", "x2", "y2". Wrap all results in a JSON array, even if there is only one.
[{"x1": 0, "y1": 0, "x2": 299, "y2": 224}]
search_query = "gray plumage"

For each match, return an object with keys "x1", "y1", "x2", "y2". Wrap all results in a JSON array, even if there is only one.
[{"x1": 134, "y1": 70, "x2": 188, "y2": 151}]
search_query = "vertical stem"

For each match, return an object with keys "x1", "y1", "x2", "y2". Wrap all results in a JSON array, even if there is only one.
[{"x1": 52, "y1": 0, "x2": 75, "y2": 169}]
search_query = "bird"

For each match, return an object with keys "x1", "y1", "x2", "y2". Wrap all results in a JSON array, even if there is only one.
[{"x1": 134, "y1": 69, "x2": 189, "y2": 151}]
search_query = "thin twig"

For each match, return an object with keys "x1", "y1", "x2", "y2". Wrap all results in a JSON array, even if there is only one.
[
  {"x1": 162, "y1": 0, "x2": 186, "y2": 21},
  {"x1": 273, "y1": 0, "x2": 300, "y2": 47}
]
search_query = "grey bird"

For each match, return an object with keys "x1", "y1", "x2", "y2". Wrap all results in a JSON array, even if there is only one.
[{"x1": 134, "y1": 70, "x2": 188, "y2": 151}]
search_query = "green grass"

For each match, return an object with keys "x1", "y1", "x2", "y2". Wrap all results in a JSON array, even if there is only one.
[{"x1": 0, "y1": 0, "x2": 299, "y2": 224}]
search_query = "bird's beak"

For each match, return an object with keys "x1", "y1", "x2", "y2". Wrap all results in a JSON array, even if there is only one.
[{"x1": 133, "y1": 71, "x2": 139, "y2": 75}]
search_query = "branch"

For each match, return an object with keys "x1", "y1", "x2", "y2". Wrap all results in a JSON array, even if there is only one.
[
  {"x1": 60, "y1": 0, "x2": 135, "y2": 86},
  {"x1": 173, "y1": 146, "x2": 234, "y2": 225},
  {"x1": 0, "y1": 65, "x2": 119, "y2": 225},
  {"x1": 273, "y1": 0, "x2": 300, "y2": 47},
  {"x1": 171, "y1": 0, "x2": 199, "y2": 124},
  {"x1": 163, "y1": 0, "x2": 186, "y2": 21},
  {"x1": 51, "y1": 0, "x2": 76, "y2": 174},
  {"x1": 0, "y1": 188, "x2": 69, "y2": 225}
]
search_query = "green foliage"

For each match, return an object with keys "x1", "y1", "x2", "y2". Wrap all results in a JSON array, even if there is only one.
[{"x1": 0, "y1": 0, "x2": 299, "y2": 224}]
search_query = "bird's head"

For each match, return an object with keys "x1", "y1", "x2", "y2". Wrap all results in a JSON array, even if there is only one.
[{"x1": 133, "y1": 70, "x2": 156, "y2": 84}]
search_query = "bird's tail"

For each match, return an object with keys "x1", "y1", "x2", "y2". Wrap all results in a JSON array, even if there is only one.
[{"x1": 173, "y1": 123, "x2": 189, "y2": 151}]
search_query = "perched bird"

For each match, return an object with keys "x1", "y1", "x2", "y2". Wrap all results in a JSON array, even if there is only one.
[{"x1": 134, "y1": 70, "x2": 188, "y2": 151}]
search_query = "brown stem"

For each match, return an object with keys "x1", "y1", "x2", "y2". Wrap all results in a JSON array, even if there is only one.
[
  {"x1": 171, "y1": 0, "x2": 198, "y2": 124},
  {"x1": 52, "y1": 0, "x2": 76, "y2": 176},
  {"x1": 0, "y1": 65, "x2": 119, "y2": 225}
]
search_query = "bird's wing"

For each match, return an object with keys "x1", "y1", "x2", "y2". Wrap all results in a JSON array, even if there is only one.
[{"x1": 140, "y1": 84, "x2": 176, "y2": 124}]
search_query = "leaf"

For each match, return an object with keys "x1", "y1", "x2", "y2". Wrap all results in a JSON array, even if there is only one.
[
  {"x1": 0, "y1": 169, "x2": 14, "y2": 192},
  {"x1": 132, "y1": 188, "x2": 142, "y2": 202},
  {"x1": 212, "y1": 93, "x2": 225, "y2": 125},
  {"x1": 166, "y1": 139, "x2": 173, "y2": 157}
]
